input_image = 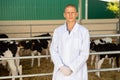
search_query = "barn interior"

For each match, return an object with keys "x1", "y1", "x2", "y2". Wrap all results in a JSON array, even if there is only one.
[{"x1": 0, "y1": 0, "x2": 120, "y2": 80}]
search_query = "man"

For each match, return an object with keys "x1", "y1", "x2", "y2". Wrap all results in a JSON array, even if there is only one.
[{"x1": 50, "y1": 4, "x2": 90, "y2": 80}]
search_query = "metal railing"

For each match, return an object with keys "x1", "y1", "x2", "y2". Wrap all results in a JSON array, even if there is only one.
[{"x1": 0, "y1": 34, "x2": 120, "y2": 79}]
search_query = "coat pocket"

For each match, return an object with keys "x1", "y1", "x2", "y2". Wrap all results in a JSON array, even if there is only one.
[{"x1": 73, "y1": 39, "x2": 81, "y2": 50}]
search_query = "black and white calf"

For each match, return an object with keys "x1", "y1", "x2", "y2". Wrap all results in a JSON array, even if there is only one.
[
  {"x1": 18, "y1": 33, "x2": 51, "y2": 67},
  {"x1": 90, "y1": 37, "x2": 120, "y2": 77},
  {"x1": 0, "y1": 40, "x2": 22, "y2": 80},
  {"x1": 34, "y1": 33, "x2": 51, "y2": 59},
  {"x1": 90, "y1": 37, "x2": 113, "y2": 66},
  {"x1": 31, "y1": 33, "x2": 51, "y2": 66}
]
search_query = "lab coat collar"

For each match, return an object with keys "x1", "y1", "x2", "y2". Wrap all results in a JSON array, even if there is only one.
[{"x1": 64, "y1": 22, "x2": 79, "y2": 34}]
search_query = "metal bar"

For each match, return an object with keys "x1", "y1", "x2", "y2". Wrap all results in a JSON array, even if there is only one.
[
  {"x1": 90, "y1": 30, "x2": 116, "y2": 32},
  {"x1": 118, "y1": 0, "x2": 120, "y2": 42},
  {"x1": 0, "y1": 67, "x2": 120, "y2": 79},
  {"x1": 88, "y1": 67, "x2": 120, "y2": 72},
  {"x1": 82, "y1": 22, "x2": 118, "y2": 24},
  {"x1": 1, "y1": 51, "x2": 120, "y2": 60},
  {"x1": 0, "y1": 34, "x2": 119, "y2": 41},
  {"x1": 90, "y1": 34, "x2": 120, "y2": 37},
  {"x1": 0, "y1": 32, "x2": 53, "y2": 35},
  {"x1": 78, "y1": 0, "x2": 82, "y2": 22},
  {"x1": 0, "y1": 55, "x2": 50, "y2": 60},
  {"x1": 0, "y1": 21, "x2": 117, "y2": 26},
  {"x1": 0, "y1": 36, "x2": 52, "y2": 41},
  {"x1": 0, "y1": 73, "x2": 53, "y2": 79},
  {"x1": 85, "y1": 0, "x2": 88, "y2": 19},
  {"x1": 1, "y1": 30, "x2": 116, "y2": 35},
  {"x1": 0, "y1": 32, "x2": 33, "y2": 34},
  {"x1": 90, "y1": 51, "x2": 120, "y2": 55}
]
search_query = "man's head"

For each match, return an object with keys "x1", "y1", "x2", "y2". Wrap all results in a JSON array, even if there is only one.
[{"x1": 64, "y1": 4, "x2": 78, "y2": 23}]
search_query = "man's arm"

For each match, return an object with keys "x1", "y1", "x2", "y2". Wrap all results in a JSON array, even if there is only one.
[{"x1": 50, "y1": 30, "x2": 64, "y2": 71}]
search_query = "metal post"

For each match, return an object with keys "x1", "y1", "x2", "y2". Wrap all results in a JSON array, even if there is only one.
[
  {"x1": 78, "y1": 0, "x2": 82, "y2": 23},
  {"x1": 119, "y1": 0, "x2": 120, "y2": 42},
  {"x1": 85, "y1": 0, "x2": 88, "y2": 20},
  {"x1": 116, "y1": 0, "x2": 120, "y2": 42},
  {"x1": 118, "y1": 0, "x2": 120, "y2": 33}
]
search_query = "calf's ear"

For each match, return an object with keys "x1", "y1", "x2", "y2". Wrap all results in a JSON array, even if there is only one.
[{"x1": 100, "y1": 39, "x2": 104, "y2": 43}]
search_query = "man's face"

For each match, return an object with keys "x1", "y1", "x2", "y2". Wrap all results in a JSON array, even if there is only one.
[{"x1": 64, "y1": 6, "x2": 78, "y2": 22}]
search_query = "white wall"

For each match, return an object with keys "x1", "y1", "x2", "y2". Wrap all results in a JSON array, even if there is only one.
[
  {"x1": 81, "y1": 19, "x2": 119, "y2": 34},
  {"x1": 0, "y1": 19, "x2": 119, "y2": 38}
]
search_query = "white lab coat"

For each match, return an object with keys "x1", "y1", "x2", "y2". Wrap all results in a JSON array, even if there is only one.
[{"x1": 50, "y1": 22, "x2": 90, "y2": 80}]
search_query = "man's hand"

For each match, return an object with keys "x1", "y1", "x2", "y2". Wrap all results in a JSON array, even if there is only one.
[{"x1": 59, "y1": 66, "x2": 72, "y2": 76}]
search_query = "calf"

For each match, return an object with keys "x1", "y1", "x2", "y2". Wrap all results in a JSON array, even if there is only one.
[
  {"x1": 91, "y1": 40, "x2": 120, "y2": 77},
  {"x1": 34, "y1": 33, "x2": 51, "y2": 58},
  {"x1": 90, "y1": 37, "x2": 113, "y2": 66},
  {"x1": 31, "y1": 33, "x2": 51, "y2": 67},
  {"x1": 0, "y1": 34, "x2": 22, "y2": 80},
  {"x1": 18, "y1": 33, "x2": 51, "y2": 67},
  {"x1": 0, "y1": 40, "x2": 22, "y2": 80}
]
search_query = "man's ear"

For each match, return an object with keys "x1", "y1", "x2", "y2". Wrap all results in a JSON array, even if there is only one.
[
  {"x1": 76, "y1": 12, "x2": 78, "y2": 17},
  {"x1": 63, "y1": 13, "x2": 66, "y2": 18}
]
